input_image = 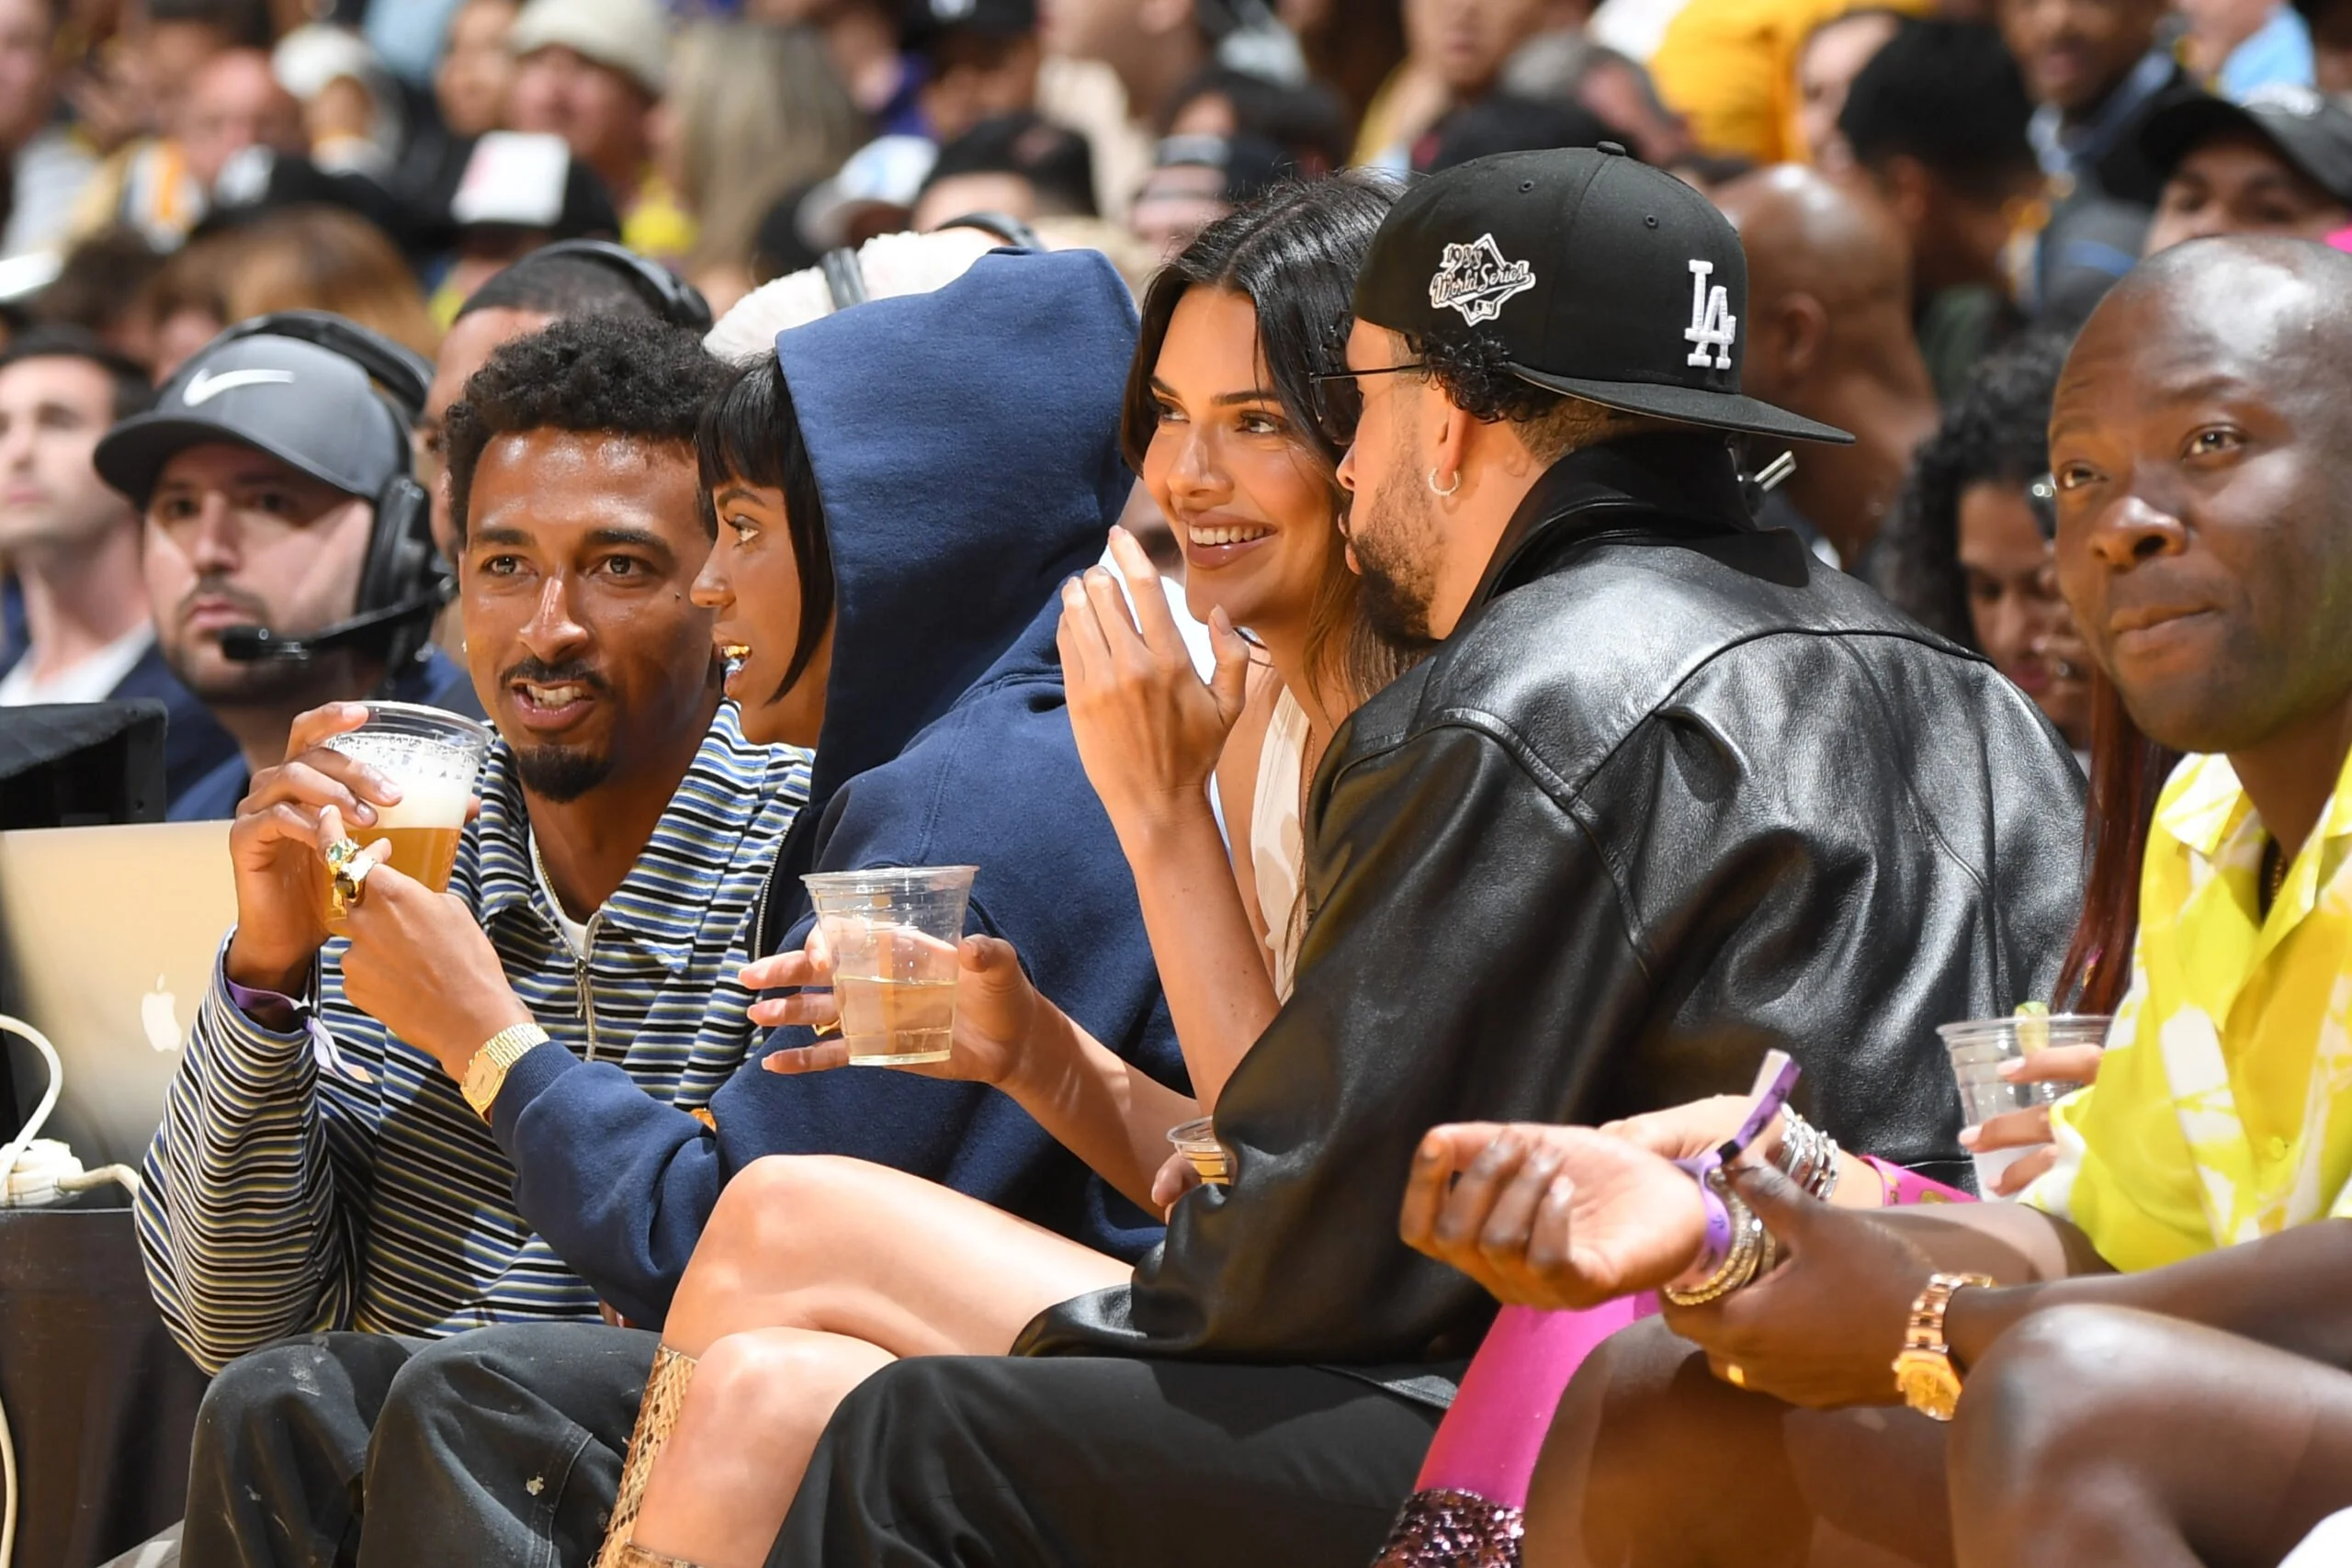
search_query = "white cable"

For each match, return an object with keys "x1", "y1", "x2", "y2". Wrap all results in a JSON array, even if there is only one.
[
  {"x1": 0, "y1": 1014, "x2": 141, "y2": 1568},
  {"x1": 0, "y1": 1014, "x2": 63, "y2": 1201}
]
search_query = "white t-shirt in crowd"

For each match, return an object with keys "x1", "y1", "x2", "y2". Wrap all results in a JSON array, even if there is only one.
[{"x1": 0, "y1": 622, "x2": 154, "y2": 707}]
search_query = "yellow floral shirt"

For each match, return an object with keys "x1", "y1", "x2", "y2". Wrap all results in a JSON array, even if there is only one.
[{"x1": 2024, "y1": 743, "x2": 2352, "y2": 1272}]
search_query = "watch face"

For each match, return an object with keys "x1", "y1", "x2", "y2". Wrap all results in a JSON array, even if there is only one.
[{"x1": 1894, "y1": 1352, "x2": 1963, "y2": 1421}]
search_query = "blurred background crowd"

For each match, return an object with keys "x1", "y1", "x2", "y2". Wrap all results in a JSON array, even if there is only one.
[{"x1": 0, "y1": 0, "x2": 2339, "y2": 370}]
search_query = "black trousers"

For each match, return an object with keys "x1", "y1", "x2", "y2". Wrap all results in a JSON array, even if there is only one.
[
  {"x1": 768, "y1": 1355, "x2": 1444, "y2": 1568},
  {"x1": 180, "y1": 1324, "x2": 657, "y2": 1568}
]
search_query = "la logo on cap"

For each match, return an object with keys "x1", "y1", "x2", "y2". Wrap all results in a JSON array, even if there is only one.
[
  {"x1": 1683, "y1": 260, "x2": 1736, "y2": 370},
  {"x1": 1429, "y1": 233, "x2": 1536, "y2": 326}
]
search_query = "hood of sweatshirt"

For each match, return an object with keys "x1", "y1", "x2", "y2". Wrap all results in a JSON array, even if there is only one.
[{"x1": 776, "y1": 246, "x2": 1140, "y2": 814}]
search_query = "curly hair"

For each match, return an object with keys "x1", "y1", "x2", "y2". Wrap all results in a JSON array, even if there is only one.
[
  {"x1": 1411, "y1": 327, "x2": 1656, "y2": 465},
  {"x1": 1871, "y1": 333, "x2": 2070, "y2": 648},
  {"x1": 444, "y1": 313, "x2": 729, "y2": 542}
]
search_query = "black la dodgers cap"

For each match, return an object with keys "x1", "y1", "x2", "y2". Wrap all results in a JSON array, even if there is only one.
[{"x1": 1352, "y1": 144, "x2": 1852, "y2": 445}]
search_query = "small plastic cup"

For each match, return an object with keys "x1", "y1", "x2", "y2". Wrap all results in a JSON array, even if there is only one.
[
  {"x1": 1167, "y1": 1116, "x2": 1232, "y2": 1186},
  {"x1": 1937, "y1": 1012, "x2": 2109, "y2": 1196},
  {"x1": 320, "y1": 701, "x2": 493, "y2": 915},
  {"x1": 801, "y1": 866, "x2": 977, "y2": 1066}
]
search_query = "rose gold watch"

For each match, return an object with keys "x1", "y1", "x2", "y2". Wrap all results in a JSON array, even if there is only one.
[{"x1": 1891, "y1": 1272, "x2": 1992, "y2": 1421}]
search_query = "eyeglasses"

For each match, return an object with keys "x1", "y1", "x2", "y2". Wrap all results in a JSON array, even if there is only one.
[
  {"x1": 1306, "y1": 362, "x2": 1427, "y2": 446},
  {"x1": 2026, "y1": 473, "x2": 2059, "y2": 541}
]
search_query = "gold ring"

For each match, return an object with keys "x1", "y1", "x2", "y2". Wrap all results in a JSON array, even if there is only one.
[
  {"x1": 323, "y1": 837, "x2": 374, "y2": 907},
  {"x1": 811, "y1": 1019, "x2": 841, "y2": 1039},
  {"x1": 1723, "y1": 1363, "x2": 1747, "y2": 1389}
]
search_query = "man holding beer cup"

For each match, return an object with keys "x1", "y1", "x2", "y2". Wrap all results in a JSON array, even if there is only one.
[{"x1": 133, "y1": 317, "x2": 813, "y2": 1561}]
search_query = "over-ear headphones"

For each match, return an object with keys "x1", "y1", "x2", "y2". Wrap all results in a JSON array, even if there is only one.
[
  {"x1": 529, "y1": 238, "x2": 715, "y2": 332},
  {"x1": 206, "y1": 311, "x2": 443, "y2": 672},
  {"x1": 814, "y1": 217, "x2": 1042, "y2": 312}
]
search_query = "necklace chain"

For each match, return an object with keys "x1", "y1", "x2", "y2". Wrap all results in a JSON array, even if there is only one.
[{"x1": 2263, "y1": 836, "x2": 2290, "y2": 913}]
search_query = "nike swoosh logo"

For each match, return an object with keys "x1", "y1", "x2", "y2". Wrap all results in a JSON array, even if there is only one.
[{"x1": 183, "y1": 367, "x2": 296, "y2": 406}]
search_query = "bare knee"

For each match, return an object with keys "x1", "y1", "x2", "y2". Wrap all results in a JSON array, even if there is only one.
[
  {"x1": 1950, "y1": 1303, "x2": 2174, "y2": 1555},
  {"x1": 1953, "y1": 1303, "x2": 2160, "y2": 1481},
  {"x1": 663, "y1": 1330, "x2": 894, "y2": 1499},
  {"x1": 672, "y1": 1156, "x2": 874, "y2": 1348}
]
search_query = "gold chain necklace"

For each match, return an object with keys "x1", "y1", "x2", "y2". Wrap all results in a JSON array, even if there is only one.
[{"x1": 2263, "y1": 836, "x2": 2290, "y2": 915}]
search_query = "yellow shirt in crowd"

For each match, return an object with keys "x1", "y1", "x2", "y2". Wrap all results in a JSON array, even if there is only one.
[
  {"x1": 2025, "y1": 742, "x2": 2352, "y2": 1272},
  {"x1": 1646, "y1": 0, "x2": 1929, "y2": 163}
]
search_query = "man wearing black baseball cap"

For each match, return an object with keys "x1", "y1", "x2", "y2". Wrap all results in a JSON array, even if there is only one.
[
  {"x1": 2139, "y1": 83, "x2": 2352, "y2": 255},
  {"x1": 760, "y1": 149, "x2": 2086, "y2": 1568},
  {"x1": 96, "y1": 316, "x2": 475, "y2": 820}
]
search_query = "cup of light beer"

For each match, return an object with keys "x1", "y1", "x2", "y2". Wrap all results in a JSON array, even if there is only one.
[
  {"x1": 800, "y1": 866, "x2": 976, "y2": 1066},
  {"x1": 1166, "y1": 1117, "x2": 1233, "y2": 1186},
  {"x1": 320, "y1": 702, "x2": 494, "y2": 921},
  {"x1": 1937, "y1": 1011, "x2": 2109, "y2": 1196}
]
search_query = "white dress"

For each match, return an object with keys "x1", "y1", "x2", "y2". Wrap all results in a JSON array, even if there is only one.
[{"x1": 1249, "y1": 688, "x2": 1311, "y2": 1001}]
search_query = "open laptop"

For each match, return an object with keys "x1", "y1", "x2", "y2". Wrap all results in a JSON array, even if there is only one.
[{"x1": 0, "y1": 821, "x2": 237, "y2": 1169}]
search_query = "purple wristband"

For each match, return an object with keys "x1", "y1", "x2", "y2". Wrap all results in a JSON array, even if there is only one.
[
  {"x1": 224, "y1": 973, "x2": 367, "y2": 1083},
  {"x1": 1687, "y1": 1174, "x2": 1735, "y2": 1275},
  {"x1": 1672, "y1": 1052, "x2": 1803, "y2": 1276}
]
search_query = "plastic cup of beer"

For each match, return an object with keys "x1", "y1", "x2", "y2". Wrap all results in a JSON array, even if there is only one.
[
  {"x1": 1936, "y1": 1012, "x2": 2110, "y2": 1196},
  {"x1": 1167, "y1": 1116, "x2": 1232, "y2": 1186},
  {"x1": 800, "y1": 866, "x2": 976, "y2": 1066},
  {"x1": 320, "y1": 701, "x2": 493, "y2": 919}
]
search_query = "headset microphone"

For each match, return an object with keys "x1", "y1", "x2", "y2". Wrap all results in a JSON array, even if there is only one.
[{"x1": 219, "y1": 590, "x2": 449, "y2": 663}]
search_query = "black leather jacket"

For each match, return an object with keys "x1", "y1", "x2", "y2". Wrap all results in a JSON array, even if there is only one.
[{"x1": 1020, "y1": 434, "x2": 2085, "y2": 1388}]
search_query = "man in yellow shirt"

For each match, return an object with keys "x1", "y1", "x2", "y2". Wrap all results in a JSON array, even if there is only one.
[{"x1": 1395, "y1": 233, "x2": 2352, "y2": 1566}]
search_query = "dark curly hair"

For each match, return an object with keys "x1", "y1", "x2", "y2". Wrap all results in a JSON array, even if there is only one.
[
  {"x1": 444, "y1": 313, "x2": 729, "y2": 542},
  {"x1": 1408, "y1": 326, "x2": 1655, "y2": 462},
  {"x1": 1871, "y1": 333, "x2": 2069, "y2": 648}
]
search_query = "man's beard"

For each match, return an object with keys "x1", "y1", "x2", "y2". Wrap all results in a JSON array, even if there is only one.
[
  {"x1": 503, "y1": 656, "x2": 617, "y2": 804},
  {"x1": 1351, "y1": 442, "x2": 1443, "y2": 658},
  {"x1": 512, "y1": 743, "x2": 617, "y2": 803}
]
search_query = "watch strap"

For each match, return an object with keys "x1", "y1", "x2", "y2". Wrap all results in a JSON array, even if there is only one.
[
  {"x1": 464, "y1": 1022, "x2": 550, "y2": 1118},
  {"x1": 1905, "y1": 1272, "x2": 1992, "y2": 1354}
]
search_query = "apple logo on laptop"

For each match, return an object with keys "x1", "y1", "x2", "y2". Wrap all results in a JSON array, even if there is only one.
[{"x1": 142, "y1": 976, "x2": 187, "y2": 1054}]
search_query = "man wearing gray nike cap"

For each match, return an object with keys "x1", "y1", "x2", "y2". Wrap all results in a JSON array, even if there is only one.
[{"x1": 94, "y1": 312, "x2": 477, "y2": 820}]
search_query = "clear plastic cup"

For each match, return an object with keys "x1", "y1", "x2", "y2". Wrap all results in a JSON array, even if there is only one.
[
  {"x1": 1937, "y1": 1012, "x2": 2109, "y2": 1196},
  {"x1": 1167, "y1": 1116, "x2": 1232, "y2": 1186},
  {"x1": 801, "y1": 866, "x2": 977, "y2": 1066},
  {"x1": 320, "y1": 702, "x2": 493, "y2": 912}
]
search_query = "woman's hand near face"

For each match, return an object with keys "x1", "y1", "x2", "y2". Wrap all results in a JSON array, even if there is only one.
[{"x1": 1057, "y1": 525, "x2": 1254, "y2": 843}]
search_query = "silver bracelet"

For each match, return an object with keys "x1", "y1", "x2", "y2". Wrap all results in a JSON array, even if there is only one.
[{"x1": 1775, "y1": 1108, "x2": 1842, "y2": 1202}]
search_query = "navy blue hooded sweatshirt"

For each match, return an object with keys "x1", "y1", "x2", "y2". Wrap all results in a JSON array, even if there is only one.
[{"x1": 491, "y1": 250, "x2": 1184, "y2": 1327}]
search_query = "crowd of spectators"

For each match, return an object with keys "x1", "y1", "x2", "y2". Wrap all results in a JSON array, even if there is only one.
[{"x1": 0, "y1": 0, "x2": 2349, "y2": 1566}]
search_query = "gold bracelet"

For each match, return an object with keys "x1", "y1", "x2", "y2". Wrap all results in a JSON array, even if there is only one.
[{"x1": 1664, "y1": 1181, "x2": 1770, "y2": 1306}]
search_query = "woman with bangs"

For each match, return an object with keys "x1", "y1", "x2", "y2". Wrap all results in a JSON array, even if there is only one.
[{"x1": 587, "y1": 177, "x2": 1415, "y2": 1568}]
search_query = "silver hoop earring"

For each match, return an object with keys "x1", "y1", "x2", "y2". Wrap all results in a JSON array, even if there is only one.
[{"x1": 1428, "y1": 468, "x2": 1460, "y2": 498}]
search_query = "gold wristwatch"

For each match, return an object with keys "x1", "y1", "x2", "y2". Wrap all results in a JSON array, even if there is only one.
[
  {"x1": 461, "y1": 1022, "x2": 551, "y2": 1120},
  {"x1": 1892, "y1": 1272, "x2": 1993, "y2": 1421}
]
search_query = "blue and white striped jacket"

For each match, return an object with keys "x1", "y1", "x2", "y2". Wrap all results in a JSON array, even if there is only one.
[{"x1": 136, "y1": 704, "x2": 807, "y2": 1373}]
